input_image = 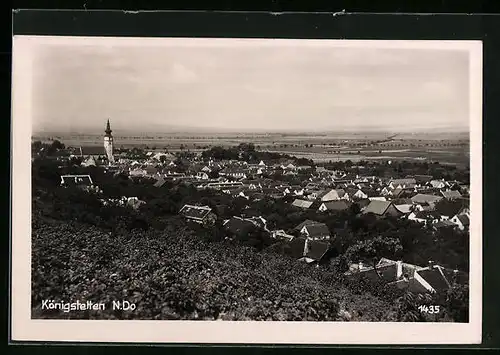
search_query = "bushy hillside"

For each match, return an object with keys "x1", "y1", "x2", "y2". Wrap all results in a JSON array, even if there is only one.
[{"x1": 32, "y1": 216, "x2": 402, "y2": 321}]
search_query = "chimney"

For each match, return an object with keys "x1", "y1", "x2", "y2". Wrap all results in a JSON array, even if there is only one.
[
  {"x1": 428, "y1": 260, "x2": 435, "y2": 269},
  {"x1": 358, "y1": 261, "x2": 363, "y2": 270}
]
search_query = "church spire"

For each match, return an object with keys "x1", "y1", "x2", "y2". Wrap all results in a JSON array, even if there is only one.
[{"x1": 105, "y1": 119, "x2": 112, "y2": 136}]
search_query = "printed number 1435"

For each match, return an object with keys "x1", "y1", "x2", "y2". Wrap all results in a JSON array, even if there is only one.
[{"x1": 418, "y1": 305, "x2": 440, "y2": 314}]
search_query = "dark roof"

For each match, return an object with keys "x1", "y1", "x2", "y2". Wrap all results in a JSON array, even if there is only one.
[
  {"x1": 414, "y1": 211, "x2": 441, "y2": 219},
  {"x1": 80, "y1": 146, "x2": 106, "y2": 156},
  {"x1": 294, "y1": 219, "x2": 320, "y2": 231},
  {"x1": 321, "y1": 200, "x2": 350, "y2": 211},
  {"x1": 356, "y1": 199, "x2": 371, "y2": 208},
  {"x1": 362, "y1": 200, "x2": 392, "y2": 216},
  {"x1": 179, "y1": 205, "x2": 212, "y2": 221},
  {"x1": 355, "y1": 262, "x2": 399, "y2": 283},
  {"x1": 61, "y1": 174, "x2": 93, "y2": 186},
  {"x1": 391, "y1": 198, "x2": 413, "y2": 205},
  {"x1": 413, "y1": 175, "x2": 434, "y2": 184},
  {"x1": 288, "y1": 237, "x2": 307, "y2": 258},
  {"x1": 303, "y1": 223, "x2": 330, "y2": 237},
  {"x1": 417, "y1": 267, "x2": 451, "y2": 292},
  {"x1": 154, "y1": 177, "x2": 166, "y2": 188},
  {"x1": 433, "y1": 220, "x2": 457, "y2": 229},
  {"x1": 305, "y1": 240, "x2": 330, "y2": 261},
  {"x1": 456, "y1": 214, "x2": 470, "y2": 226},
  {"x1": 435, "y1": 200, "x2": 465, "y2": 218},
  {"x1": 441, "y1": 190, "x2": 462, "y2": 199},
  {"x1": 224, "y1": 217, "x2": 256, "y2": 236}
]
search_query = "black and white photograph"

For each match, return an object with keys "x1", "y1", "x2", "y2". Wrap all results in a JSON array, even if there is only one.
[{"x1": 11, "y1": 35, "x2": 482, "y2": 344}]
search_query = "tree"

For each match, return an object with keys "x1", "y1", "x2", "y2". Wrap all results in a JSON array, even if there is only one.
[{"x1": 344, "y1": 236, "x2": 403, "y2": 264}]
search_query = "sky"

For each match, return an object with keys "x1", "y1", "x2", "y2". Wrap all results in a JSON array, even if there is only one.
[{"x1": 30, "y1": 38, "x2": 471, "y2": 134}]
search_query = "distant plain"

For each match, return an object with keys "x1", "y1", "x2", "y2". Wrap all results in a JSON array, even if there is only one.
[{"x1": 32, "y1": 131, "x2": 470, "y2": 166}]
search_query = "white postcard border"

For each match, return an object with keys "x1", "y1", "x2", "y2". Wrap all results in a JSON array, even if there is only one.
[{"x1": 11, "y1": 36, "x2": 483, "y2": 344}]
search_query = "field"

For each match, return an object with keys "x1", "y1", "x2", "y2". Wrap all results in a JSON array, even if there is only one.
[{"x1": 33, "y1": 131, "x2": 470, "y2": 166}]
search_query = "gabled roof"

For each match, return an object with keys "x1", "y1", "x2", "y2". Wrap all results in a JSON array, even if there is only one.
[
  {"x1": 416, "y1": 266, "x2": 451, "y2": 292},
  {"x1": 179, "y1": 204, "x2": 213, "y2": 221},
  {"x1": 320, "y1": 200, "x2": 350, "y2": 211},
  {"x1": 154, "y1": 177, "x2": 166, "y2": 187},
  {"x1": 294, "y1": 219, "x2": 320, "y2": 231},
  {"x1": 292, "y1": 199, "x2": 314, "y2": 209},
  {"x1": 361, "y1": 200, "x2": 393, "y2": 216},
  {"x1": 411, "y1": 193, "x2": 443, "y2": 204},
  {"x1": 435, "y1": 199, "x2": 466, "y2": 218},
  {"x1": 60, "y1": 174, "x2": 93, "y2": 186},
  {"x1": 413, "y1": 175, "x2": 434, "y2": 184},
  {"x1": 302, "y1": 223, "x2": 330, "y2": 237},
  {"x1": 305, "y1": 240, "x2": 330, "y2": 261},
  {"x1": 413, "y1": 210, "x2": 441, "y2": 220},
  {"x1": 441, "y1": 190, "x2": 462, "y2": 199},
  {"x1": 394, "y1": 204, "x2": 413, "y2": 214},
  {"x1": 80, "y1": 146, "x2": 106, "y2": 156},
  {"x1": 224, "y1": 217, "x2": 256, "y2": 236},
  {"x1": 390, "y1": 178, "x2": 417, "y2": 186},
  {"x1": 433, "y1": 220, "x2": 457, "y2": 229},
  {"x1": 289, "y1": 237, "x2": 307, "y2": 259},
  {"x1": 456, "y1": 214, "x2": 470, "y2": 226}
]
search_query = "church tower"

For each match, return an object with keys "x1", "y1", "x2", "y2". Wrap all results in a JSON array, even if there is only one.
[{"x1": 104, "y1": 119, "x2": 115, "y2": 163}]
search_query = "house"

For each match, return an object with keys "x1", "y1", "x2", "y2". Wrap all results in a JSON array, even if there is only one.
[
  {"x1": 294, "y1": 219, "x2": 320, "y2": 232},
  {"x1": 299, "y1": 240, "x2": 330, "y2": 264},
  {"x1": 389, "y1": 178, "x2": 417, "y2": 190},
  {"x1": 441, "y1": 190, "x2": 462, "y2": 200},
  {"x1": 411, "y1": 263, "x2": 452, "y2": 293},
  {"x1": 380, "y1": 187, "x2": 392, "y2": 196},
  {"x1": 196, "y1": 171, "x2": 210, "y2": 180},
  {"x1": 432, "y1": 220, "x2": 458, "y2": 230},
  {"x1": 145, "y1": 165, "x2": 159, "y2": 177},
  {"x1": 361, "y1": 200, "x2": 401, "y2": 218},
  {"x1": 351, "y1": 189, "x2": 368, "y2": 200},
  {"x1": 154, "y1": 177, "x2": 167, "y2": 188},
  {"x1": 224, "y1": 216, "x2": 259, "y2": 238},
  {"x1": 346, "y1": 258, "x2": 453, "y2": 294},
  {"x1": 219, "y1": 168, "x2": 247, "y2": 179},
  {"x1": 299, "y1": 222, "x2": 330, "y2": 241},
  {"x1": 407, "y1": 211, "x2": 442, "y2": 224},
  {"x1": 434, "y1": 199, "x2": 467, "y2": 220},
  {"x1": 292, "y1": 199, "x2": 314, "y2": 209},
  {"x1": 411, "y1": 193, "x2": 443, "y2": 207},
  {"x1": 413, "y1": 175, "x2": 434, "y2": 185},
  {"x1": 270, "y1": 230, "x2": 294, "y2": 242},
  {"x1": 60, "y1": 174, "x2": 94, "y2": 189},
  {"x1": 288, "y1": 237, "x2": 308, "y2": 259},
  {"x1": 368, "y1": 196, "x2": 387, "y2": 202},
  {"x1": 179, "y1": 204, "x2": 216, "y2": 225},
  {"x1": 430, "y1": 179, "x2": 447, "y2": 189},
  {"x1": 78, "y1": 146, "x2": 106, "y2": 158},
  {"x1": 81, "y1": 156, "x2": 97, "y2": 167},
  {"x1": 450, "y1": 213, "x2": 470, "y2": 231},
  {"x1": 321, "y1": 189, "x2": 348, "y2": 201},
  {"x1": 307, "y1": 189, "x2": 328, "y2": 200},
  {"x1": 394, "y1": 204, "x2": 414, "y2": 215},
  {"x1": 318, "y1": 200, "x2": 350, "y2": 212}
]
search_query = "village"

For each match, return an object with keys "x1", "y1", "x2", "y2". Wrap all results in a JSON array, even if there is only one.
[{"x1": 33, "y1": 120, "x2": 471, "y2": 301}]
